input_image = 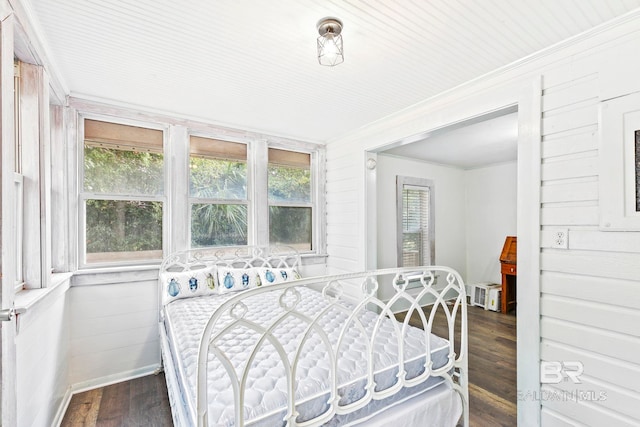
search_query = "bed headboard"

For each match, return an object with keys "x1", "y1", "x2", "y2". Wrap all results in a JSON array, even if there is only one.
[
  {"x1": 158, "y1": 245, "x2": 301, "y2": 309},
  {"x1": 159, "y1": 245, "x2": 300, "y2": 273}
]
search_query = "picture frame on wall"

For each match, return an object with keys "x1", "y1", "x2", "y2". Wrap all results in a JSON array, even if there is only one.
[{"x1": 599, "y1": 91, "x2": 640, "y2": 230}]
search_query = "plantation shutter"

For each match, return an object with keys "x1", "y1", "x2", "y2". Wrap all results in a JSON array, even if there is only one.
[{"x1": 402, "y1": 185, "x2": 431, "y2": 267}]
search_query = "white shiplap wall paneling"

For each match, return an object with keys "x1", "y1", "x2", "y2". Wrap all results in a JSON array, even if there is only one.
[
  {"x1": 16, "y1": 280, "x2": 70, "y2": 427},
  {"x1": 541, "y1": 317, "x2": 638, "y2": 366},
  {"x1": 541, "y1": 295, "x2": 639, "y2": 336},
  {"x1": 541, "y1": 155, "x2": 598, "y2": 181},
  {"x1": 538, "y1": 40, "x2": 640, "y2": 424},
  {"x1": 540, "y1": 251, "x2": 640, "y2": 281},
  {"x1": 540, "y1": 385, "x2": 639, "y2": 427},
  {"x1": 541, "y1": 125, "x2": 598, "y2": 159},
  {"x1": 542, "y1": 340, "x2": 640, "y2": 393},
  {"x1": 68, "y1": 279, "x2": 160, "y2": 386},
  {"x1": 540, "y1": 205, "x2": 599, "y2": 226},
  {"x1": 540, "y1": 272, "x2": 640, "y2": 310}
]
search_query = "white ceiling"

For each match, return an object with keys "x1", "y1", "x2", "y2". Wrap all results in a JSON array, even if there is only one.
[
  {"x1": 26, "y1": 0, "x2": 640, "y2": 143},
  {"x1": 383, "y1": 111, "x2": 518, "y2": 169}
]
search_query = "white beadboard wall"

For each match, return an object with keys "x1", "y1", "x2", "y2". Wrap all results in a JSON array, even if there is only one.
[
  {"x1": 325, "y1": 13, "x2": 640, "y2": 426},
  {"x1": 68, "y1": 270, "x2": 161, "y2": 388},
  {"x1": 15, "y1": 279, "x2": 70, "y2": 427}
]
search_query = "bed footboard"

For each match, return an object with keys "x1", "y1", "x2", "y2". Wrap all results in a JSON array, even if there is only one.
[{"x1": 195, "y1": 267, "x2": 468, "y2": 427}]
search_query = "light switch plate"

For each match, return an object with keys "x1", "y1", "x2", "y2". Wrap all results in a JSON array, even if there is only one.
[{"x1": 551, "y1": 229, "x2": 569, "y2": 249}]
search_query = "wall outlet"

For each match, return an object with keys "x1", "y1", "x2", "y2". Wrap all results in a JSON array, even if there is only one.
[{"x1": 551, "y1": 229, "x2": 569, "y2": 249}]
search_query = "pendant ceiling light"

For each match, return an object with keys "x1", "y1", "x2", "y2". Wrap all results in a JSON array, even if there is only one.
[{"x1": 317, "y1": 17, "x2": 344, "y2": 66}]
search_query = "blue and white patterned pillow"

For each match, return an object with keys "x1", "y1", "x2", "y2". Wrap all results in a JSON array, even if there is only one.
[
  {"x1": 160, "y1": 266, "x2": 218, "y2": 305},
  {"x1": 216, "y1": 267, "x2": 261, "y2": 294},
  {"x1": 257, "y1": 267, "x2": 301, "y2": 286}
]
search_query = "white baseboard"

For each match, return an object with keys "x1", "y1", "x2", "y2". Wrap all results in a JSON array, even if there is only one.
[
  {"x1": 52, "y1": 363, "x2": 161, "y2": 427},
  {"x1": 70, "y1": 363, "x2": 161, "y2": 394},
  {"x1": 52, "y1": 388, "x2": 74, "y2": 427}
]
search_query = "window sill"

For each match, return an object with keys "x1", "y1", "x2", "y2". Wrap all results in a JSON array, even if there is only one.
[
  {"x1": 14, "y1": 272, "x2": 72, "y2": 316},
  {"x1": 74, "y1": 263, "x2": 161, "y2": 276}
]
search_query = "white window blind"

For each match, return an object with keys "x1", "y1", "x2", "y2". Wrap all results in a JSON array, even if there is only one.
[
  {"x1": 397, "y1": 177, "x2": 435, "y2": 267},
  {"x1": 402, "y1": 186, "x2": 431, "y2": 266}
]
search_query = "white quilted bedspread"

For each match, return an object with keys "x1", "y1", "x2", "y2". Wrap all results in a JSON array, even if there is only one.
[{"x1": 164, "y1": 287, "x2": 450, "y2": 426}]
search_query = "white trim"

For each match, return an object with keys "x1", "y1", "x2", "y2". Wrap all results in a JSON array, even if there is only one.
[
  {"x1": 76, "y1": 112, "x2": 169, "y2": 269},
  {"x1": 9, "y1": 0, "x2": 68, "y2": 102},
  {"x1": 1, "y1": 13, "x2": 18, "y2": 427},
  {"x1": 365, "y1": 152, "x2": 377, "y2": 271},
  {"x1": 168, "y1": 125, "x2": 189, "y2": 254},
  {"x1": 68, "y1": 363, "x2": 161, "y2": 395},
  {"x1": 68, "y1": 95, "x2": 324, "y2": 145},
  {"x1": 52, "y1": 387, "x2": 73, "y2": 427},
  {"x1": 516, "y1": 76, "x2": 542, "y2": 426}
]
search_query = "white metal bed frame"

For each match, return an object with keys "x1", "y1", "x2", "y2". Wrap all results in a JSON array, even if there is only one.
[{"x1": 158, "y1": 246, "x2": 469, "y2": 427}]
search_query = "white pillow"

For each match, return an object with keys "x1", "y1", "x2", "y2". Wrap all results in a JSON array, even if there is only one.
[
  {"x1": 216, "y1": 267, "x2": 261, "y2": 294},
  {"x1": 257, "y1": 267, "x2": 301, "y2": 286},
  {"x1": 160, "y1": 266, "x2": 218, "y2": 305}
]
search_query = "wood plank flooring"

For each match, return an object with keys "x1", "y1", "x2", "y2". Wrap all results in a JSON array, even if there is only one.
[
  {"x1": 61, "y1": 305, "x2": 516, "y2": 427},
  {"x1": 61, "y1": 373, "x2": 172, "y2": 427},
  {"x1": 397, "y1": 303, "x2": 517, "y2": 426}
]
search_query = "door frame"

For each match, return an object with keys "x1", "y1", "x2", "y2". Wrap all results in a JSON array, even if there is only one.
[
  {"x1": 363, "y1": 81, "x2": 542, "y2": 424},
  {"x1": 1, "y1": 10, "x2": 18, "y2": 427}
]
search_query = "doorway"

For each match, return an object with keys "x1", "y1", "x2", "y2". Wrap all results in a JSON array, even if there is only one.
[{"x1": 366, "y1": 106, "x2": 519, "y2": 424}]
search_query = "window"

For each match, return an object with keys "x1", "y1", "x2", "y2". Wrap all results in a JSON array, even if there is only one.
[
  {"x1": 396, "y1": 176, "x2": 435, "y2": 267},
  {"x1": 268, "y1": 148, "x2": 312, "y2": 250},
  {"x1": 81, "y1": 119, "x2": 164, "y2": 265},
  {"x1": 78, "y1": 116, "x2": 325, "y2": 266},
  {"x1": 189, "y1": 136, "x2": 248, "y2": 247}
]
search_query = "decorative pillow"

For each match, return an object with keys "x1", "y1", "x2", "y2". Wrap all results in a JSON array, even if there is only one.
[
  {"x1": 160, "y1": 266, "x2": 218, "y2": 305},
  {"x1": 216, "y1": 267, "x2": 261, "y2": 294},
  {"x1": 257, "y1": 267, "x2": 301, "y2": 286}
]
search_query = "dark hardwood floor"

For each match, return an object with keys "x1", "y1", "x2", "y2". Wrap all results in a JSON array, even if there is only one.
[
  {"x1": 61, "y1": 305, "x2": 516, "y2": 427},
  {"x1": 61, "y1": 373, "x2": 172, "y2": 427},
  {"x1": 427, "y1": 304, "x2": 517, "y2": 427}
]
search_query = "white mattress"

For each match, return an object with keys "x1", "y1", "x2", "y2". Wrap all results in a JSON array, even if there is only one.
[{"x1": 163, "y1": 287, "x2": 452, "y2": 426}]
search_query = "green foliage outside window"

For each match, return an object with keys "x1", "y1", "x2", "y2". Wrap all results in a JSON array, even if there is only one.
[
  {"x1": 86, "y1": 199, "x2": 162, "y2": 253},
  {"x1": 268, "y1": 164, "x2": 310, "y2": 203},
  {"x1": 84, "y1": 143, "x2": 315, "y2": 254},
  {"x1": 268, "y1": 163, "x2": 312, "y2": 249},
  {"x1": 84, "y1": 146, "x2": 164, "y2": 256},
  {"x1": 191, "y1": 204, "x2": 247, "y2": 247},
  {"x1": 189, "y1": 157, "x2": 247, "y2": 199},
  {"x1": 84, "y1": 146, "x2": 163, "y2": 195},
  {"x1": 190, "y1": 156, "x2": 248, "y2": 246}
]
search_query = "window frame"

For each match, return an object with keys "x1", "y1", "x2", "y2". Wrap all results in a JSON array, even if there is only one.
[
  {"x1": 75, "y1": 111, "x2": 327, "y2": 270},
  {"x1": 267, "y1": 147, "x2": 314, "y2": 251},
  {"x1": 396, "y1": 176, "x2": 435, "y2": 267},
  {"x1": 13, "y1": 61, "x2": 24, "y2": 291},
  {"x1": 77, "y1": 114, "x2": 169, "y2": 269},
  {"x1": 187, "y1": 133, "x2": 251, "y2": 248}
]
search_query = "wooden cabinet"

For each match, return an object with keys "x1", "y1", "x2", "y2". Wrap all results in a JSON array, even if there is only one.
[
  {"x1": 499, "y1": 236, "x2": 517, "y2": 314},
  {"x1": 501, "y1": 263, "x2": 516, "y2": 276}
]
